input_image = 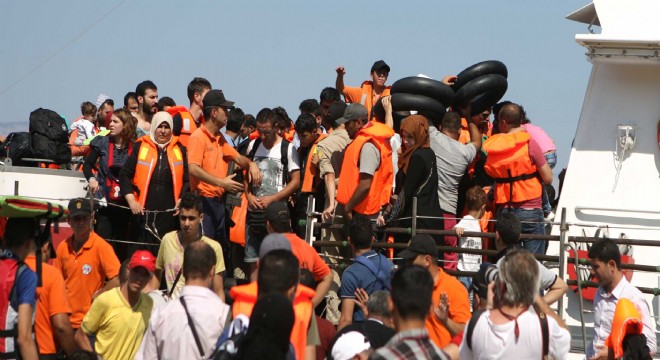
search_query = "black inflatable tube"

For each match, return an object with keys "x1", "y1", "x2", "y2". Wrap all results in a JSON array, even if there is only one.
[
  {"x1": 452, "y1": 60, "x2": 508, "y2": 92},
  {"x1": 372, "y1": 93, "x2": 446, "y2": 125},
  {"x1": 454, "y1": 74, "x2": 508, "y2": 115},
  {"x1": 391, "y1": 77, "x2": 455, "y2": 108}
]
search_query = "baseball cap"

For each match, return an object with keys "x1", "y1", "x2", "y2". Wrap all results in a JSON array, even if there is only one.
[
  {"x1": 129, "y1": 250, "x2": 156, "y2": 273},
  {"x1": 67, "y1": 198, "x2": 92, "y2": 217},
  {"x1": 336, "y1": 103, "x2": 368, "y2": 125},
  {"x1": 259, "y1": 233, "x2": 292, "y2": 259},
  {"x1": 327, "y1": 101, "x2": 347, "y2": 122},
  {"x1": 399, "y1": 234, "x2": 438, "y2": 260},
  {"x1": 331, "y1": 331, "x2": 371, "y2": 360},
  {"x1": 265, "y1": 201, "x2": 290, "y2": 224},
  {"x1": 202, "y1": 89, "x2": 235, "y2": 108},
  {"x1": 370, "y1": 60, "x2": 390, "y2": 73}
]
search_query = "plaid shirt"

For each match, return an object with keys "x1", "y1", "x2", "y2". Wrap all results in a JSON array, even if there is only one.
[{"x1": 369, "y1": 328, "x2": 449, "y2": 360}]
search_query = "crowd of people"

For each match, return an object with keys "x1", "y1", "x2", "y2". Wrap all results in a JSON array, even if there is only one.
[{"x1": 0, "y1": 61, "x2": 656, "y2": 360}]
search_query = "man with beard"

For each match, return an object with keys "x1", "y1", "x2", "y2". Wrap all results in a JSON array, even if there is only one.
[
  {"x1": 96, "y1": 96, "x2": 114, "y2": 130},
  {"x1": 335, "y1": 60, "x2": 391, "y2": 119},
  {"x1": 135, "y1": 80, "x2": 159, "y2": 138}
]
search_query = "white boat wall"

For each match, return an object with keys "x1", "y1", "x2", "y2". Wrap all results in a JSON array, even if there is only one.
[{"x1": 552, "y1": 0, "x2": 660, "y2": 356}]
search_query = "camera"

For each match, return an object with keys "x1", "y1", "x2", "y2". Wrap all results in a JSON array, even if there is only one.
[{"x1": 484, "y1": 265, "x2": 500, "y2": 284}]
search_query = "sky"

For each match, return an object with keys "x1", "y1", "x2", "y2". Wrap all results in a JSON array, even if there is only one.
[{"x1": 0, "y1": 0, "x2": 594, "y2": 179}]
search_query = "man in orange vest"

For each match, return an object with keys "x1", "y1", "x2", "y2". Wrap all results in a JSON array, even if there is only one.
[
  {"x1": 336, "y1": 104, "x2": 394, "y2": 224},
  {"x1": 482, "y1": 103, "x2": 553, "y2": 255},
  {"x1": 292, "y1": 113, "x2": 327, "y2": 237},
  {"x1": 335, "y1": 60, "x2": 392, "y2": 120},
  {"x1": 168, "y1": 77, "x2": 212, "y2": 148},
  {"x1": 230, "y1": 241, "x2": 319, "y2": 360}
]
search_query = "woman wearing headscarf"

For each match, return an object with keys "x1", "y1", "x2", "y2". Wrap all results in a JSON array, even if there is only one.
[
  {"x1": 83, "y1": 108, "x2": 137, "y2": 260},
  {"x1": 236, "y1": 293, "x2": 296, "y2": 360},
  {"x1": 381, "y1": 115, "x2": 443, "y2": 245},
  {"x1": 119, "y1": 111, "x2": 189, "y2": 248}
]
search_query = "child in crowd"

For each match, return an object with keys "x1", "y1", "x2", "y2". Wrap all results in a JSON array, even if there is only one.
[
  {"x1": 454, "y1": 186, "x2": 488, "y2": 303},
  {"x1": 70, "y1": 101, "x2": 98, "y2": 146}
]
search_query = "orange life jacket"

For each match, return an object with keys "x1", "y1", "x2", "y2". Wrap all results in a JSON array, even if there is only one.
[
  {"x1": 249, "y1": 130, "x2": 259, "y2": 141},
  {"x1": 482, "y1": 131, "x2": 541, "y2": 205},
  {"x1": 301, "y1": 134, "x2": 328, "y2": 193},
  {"x1": 606, "y1": 298, "x2": 644, "y2": 359},
  {"x1": 283, "y1": 127, "x2": 296, "y2": 142},
  {"x1": 132, "y1": 136, "x2": 185, "y2": 207},
  {"x1": 230, "y1": 282, "x2": 316, "y2": 360},
  {"x1": 337, "y1": 122, "x2": 394, "y2": 215},
  {"x1": 166, "y1": 106, "x2": 197, "y2": 148}
]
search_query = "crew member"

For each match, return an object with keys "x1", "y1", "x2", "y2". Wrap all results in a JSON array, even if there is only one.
[{"x1": 335, "y1": 60, "x2": 391, "y2": 119}]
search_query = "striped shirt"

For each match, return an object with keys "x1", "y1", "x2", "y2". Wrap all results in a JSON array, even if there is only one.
[{"x1": 370, "y1": 328, "x2": 448, "y2": 360}]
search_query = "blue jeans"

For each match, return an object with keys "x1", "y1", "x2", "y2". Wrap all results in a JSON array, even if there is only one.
[
  {"x1": 497, "y1": 207, "x2": 547, "y2": 255},
  {"x1": 201, "y1": 197, "x2": 230, "y2": 266},
  {"x1": 541, "y1": 151, "x2": 557, "y2": 213},
  {"x1": 458, "y1": 276, "x2": 474, "y2": 308}
]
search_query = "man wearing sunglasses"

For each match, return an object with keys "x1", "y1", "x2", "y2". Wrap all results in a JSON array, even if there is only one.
[{"x1": 335, "y1": 60, "x2": 392, "y2": 120}]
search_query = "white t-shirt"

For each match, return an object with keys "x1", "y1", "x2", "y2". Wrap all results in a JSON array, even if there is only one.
[
  {"x1": 70, "y1": 118, "x2": 97, "y2": 146},
  {"x1": 247, "y1": 139, "x2": 300, "y2": 198},
  {"x1": 459, "y1": 308, "x2": 571, "y2": 360},
  {"x1": 455, "y1": 215, "x2": 482, "y2": 272}
]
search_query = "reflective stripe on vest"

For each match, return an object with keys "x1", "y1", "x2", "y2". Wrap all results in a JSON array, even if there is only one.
[
  {"x1": 166, "y1": 106, "x2": 198, "y2": 148},
  {"x1": 230, "y1": 282, "x2": 316, "y2": 360},
  {"x1": 483, "y1": 131, "x2": 542, "y2": 204},
  {"x1": 133, "y1": 137, "x2": 185, "y2": 207},
  {"x1": 336, "y1": 122, "x2": 394, "y2": 215},
  {"x1": 301, "y1": 134, "x2": 328, "y2": 193}
]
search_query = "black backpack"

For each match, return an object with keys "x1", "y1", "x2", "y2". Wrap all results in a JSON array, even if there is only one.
[
  {"x1": 1, "y1": 132, "x2": 33, "y2": 166},
  {"x1": 29, "y1": 108, "x2": 71, "y2": 164}
]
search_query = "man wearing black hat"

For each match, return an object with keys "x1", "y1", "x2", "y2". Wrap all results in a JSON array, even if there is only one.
[
  {"x1": 335, "y1": 60, "x2": 391, "y2": 119},
  {"x1": 399, "y1": 234, "x2": 470, "y2": 349},
  {"x1": 188, "y1": 89, "x2": 262, "y2": 270}
]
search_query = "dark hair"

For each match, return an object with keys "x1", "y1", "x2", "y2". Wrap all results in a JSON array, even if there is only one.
[
  {"x1": 99, "y1": 98, "x2": 114, "y2": 111},
  {"x1": 299, "y1": 268, "x2": 316, "y2": 289},
  {"x1": 499, "y1": 103, "x2": 524, "y2": 127},
  {"x1": 3, "y1": 218, "x2": 37, "y2": 249},
  {"x1": 187, "y1": 77, "x2": 212, "y2": 103},
  {"x1": 258, "y1": 250, "x2": 299, "y2": 297},
  {"x1": 588, "y1": 238, "x2": 622, "y2": 270},
  {"x1": 158, "y1": 96, "x2": 176, "y2": 110},
  {"x1": 299, "y1": 99, "x2": 320, "y2": 114},
  {"x1": 273, "y1": 107, "x2": 292, "y2": 131},
  {"x1": 465, "y1": 186, "x2": 487, "y2": 212},
  {"x1": 492, "y1": 101, "x2": 512, "y2": 122},
  {"x1": 319, "y1": 87, "x2": 340, "y2": 103},
  {"x1": 178, "y1": 192, "x2": 203, "y2": 215},
  {"x1": 123, "y1": 92, "x2": 137, "y2": 107},
  {"x1": 391, "y1": 265, "x2": 434, "y2": 321},
  {"x1": 183, "y1": 241, "x2": 217, "y2": 279},
  {"x1": 243, "y1": 114, "x2": 256, "y2": 129},
  {"x1": 202, "y1": 106, "x2": 217, "y2": 121},
  {"x1": 135, "y1": 80, "x2": 157, "y2": 98},
  {"x1": 227, "y1": 107, "x2": 245, "y2": 133},
  {"x1": 256, "y1": 108, "x2": 277, "y2": 126},
  {"x1": 294, "y1": 114, "x2": 318, "y2": 134},
  {"x1": 81, "y1": 102, "x2": 97, "y2": 117},
  {"x1": 349, "y1": 215, "x2": 373, "y2": 250},
  {"x1": 495, "y1": 212, "x2": 522, "y2": 246},
  {"x1": 440, "y1": 112, "x2": 461, "y2": 132},
  {"x1": 119, "y1": 259, "x2": 130, "y2": 284}
]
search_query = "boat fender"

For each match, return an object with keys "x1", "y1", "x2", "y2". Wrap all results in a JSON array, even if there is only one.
[
  {"x1": 391, "y1": 77, "x2": 455, "y2": 108},
  {"x1": 452, "y1": 60, "x2": 508, "y2": 91},
  {"x1": 453, "y1": 74, "x2": 508, "y2": 115},
  {"x1": 371, "y1": 93, "x2": 446, "y2": 126}
]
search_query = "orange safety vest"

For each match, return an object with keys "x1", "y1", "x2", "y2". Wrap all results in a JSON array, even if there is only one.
[
  {"x1": 482, "y1": 131, "x2": 541, "y2": 205},
  {"x1": 283, "y1": 127, "x2": 296, "y2": 142},
  {"x1": 132, "y1": 136, "x2": 185, "y2": 207},
  {"x1": 337, "y1": 122, "x2": 394, "y2": 215},
  {"x1": 166, "y1": 106, "x2": 198, "y2": 148},
  {"x1": 606, "y1": 298, "x2": 644, "y2": 359},
  {"x1": 230, "y1": 282, "x2": 316, "y2": 360},
  {"x1": 249, "y1": 130, "x2": 259, "y2": 141},
  {"x1": 301, "y1": 133, "x2": 328, "y2": 193}
]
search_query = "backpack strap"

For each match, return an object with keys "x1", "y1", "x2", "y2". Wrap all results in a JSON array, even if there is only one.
[
  {"x1": 247, "y1": 138, "x2": 261, "y2": 161},
  {"x1": 538, "y1": 312, "x2": 549, "y2": 360},
  {"x1": 280, "y1": 139, "x2": 290, "y2": 185},
  {"x1": 354, "y1": 254, "x2": 390, "y2": 290},
  {"x1": 180, "y1": 296, "x2": 205, "y2": 358},
  {"x1": 466, "y1": 309, "x2": 486, "y2": 350}
]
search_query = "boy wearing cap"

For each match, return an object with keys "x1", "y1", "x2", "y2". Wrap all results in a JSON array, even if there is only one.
[
  {"x1": 75, "y1": 250, "x2": 155, "y2": 360},
  {"x1": 54, "y1": 198, "x2": 120, "y2": 331},
  {"x1": 335, "y1": 60, "x2": 391, "y2": 119},
  {"x1": 188, "y1": 89, "x2": 261, "y2": 269},
  {"x1": 399, "y1": 234, "x2": 470, "y2": 349}
]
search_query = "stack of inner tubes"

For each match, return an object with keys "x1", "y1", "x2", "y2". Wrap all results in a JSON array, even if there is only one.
[
  {"x1": 372, "y1": 77, "x2": 454, "y2": 127},
  {"x1": 452, "y1": 60, "x2": 508, "y2": 115}
]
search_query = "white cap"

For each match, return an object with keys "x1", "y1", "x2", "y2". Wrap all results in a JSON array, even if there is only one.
[
  {"x1": 96, "y1": 93, "x2": 110, "y2": 108},
  {"x1": 331, "y1": 331, "x2": 371, "y2": 360}
]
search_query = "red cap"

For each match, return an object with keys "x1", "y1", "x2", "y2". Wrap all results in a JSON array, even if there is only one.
[{"x1": 129, "y1": 250, "x2": 156, "y2": 273}]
